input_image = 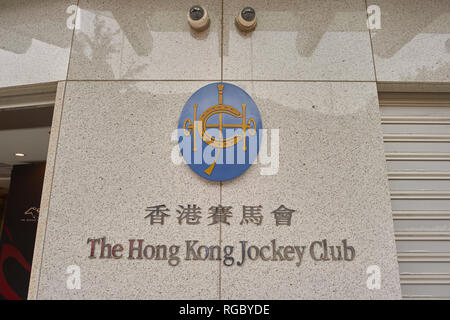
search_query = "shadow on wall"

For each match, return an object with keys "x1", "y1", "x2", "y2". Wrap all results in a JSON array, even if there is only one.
[
  {"x1": 68, "y1": 1, "x2": 216, "y2": 79},
  {"x1": 0, "y1": 0, "x2": 448, "y2": 77},
  {"x1": 224, "y1": 0, "x2": 370, "y2": 58},
  {"x1": 369, "y1": 0, "x2": 450, "y2": 59},
  {"x1": 0, "y1": 0, "x2": 156, "y2": 59},
  {"x1": 0, "y1": 0, "x2": 73, "y2": 54}
]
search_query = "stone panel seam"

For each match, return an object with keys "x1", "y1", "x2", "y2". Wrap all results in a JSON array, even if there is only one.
[
  {"x1": 35, "y1": 81, "x2": 68, "y2": 299},
  {"x1": 61, "y1": 79, "x2": 378, "y2": 83},
  {"x1": 65, "y1": 0, "x2": 80, "y2": 81},
  {"x1": 218, "y1": 0, "x2": 224, "y2": 301}
]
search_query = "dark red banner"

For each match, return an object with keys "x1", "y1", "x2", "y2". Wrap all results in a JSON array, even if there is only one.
[{"x1": 0, "y1": 163, "x2": 45, "y2": 300}]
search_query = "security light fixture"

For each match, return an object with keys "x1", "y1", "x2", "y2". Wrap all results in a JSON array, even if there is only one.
[
  {"x1": 236, "y1": 7, "x2": 256, "y2": 32},
  {"x1": 188, "y1": 5, "x2": 210, "y2": 31}
]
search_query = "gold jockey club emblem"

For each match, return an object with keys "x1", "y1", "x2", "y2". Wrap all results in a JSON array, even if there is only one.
[{"x1": 183, "y1": 84, "x2": 257, "y2": 176}]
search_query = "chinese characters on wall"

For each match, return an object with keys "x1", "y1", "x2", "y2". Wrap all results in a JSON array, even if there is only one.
[{"x1": 144, "y1": 204, "x2": 296, "y2": 226}]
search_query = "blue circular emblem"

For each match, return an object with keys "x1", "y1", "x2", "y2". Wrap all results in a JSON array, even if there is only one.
[{"x1": 178, "y1": 82, "x2": 262, "y2": 181}]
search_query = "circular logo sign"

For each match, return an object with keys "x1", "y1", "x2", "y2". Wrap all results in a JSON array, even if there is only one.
[{"x1": 178, "y1": 83, "x2": 262, "y2": 181}]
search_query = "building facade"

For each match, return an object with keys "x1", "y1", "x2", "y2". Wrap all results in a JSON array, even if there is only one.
[{"x1": 0, "y1": 0, "x2": 449, "y2": 299}]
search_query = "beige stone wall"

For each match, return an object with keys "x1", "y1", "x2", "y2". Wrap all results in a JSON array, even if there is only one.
[
  {"x1": 368, "y1": 0, "x2": 450, "y2": 82},
  {"x1": 3, "y1": 0, "x2": 444, "y2": 299},
  {"x1": 2, "y1": 0, "x2": 449, "y2": 87},
  {"x1": 0, "y1": 0, "x2": 76, "y2": 87}
]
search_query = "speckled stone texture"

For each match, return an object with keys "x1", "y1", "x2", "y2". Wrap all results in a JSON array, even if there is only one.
[
  {"x1": 67, "y1": 0, "x2": 221, "y2": 80},
  {"x1": 220, "y1": 82, "x2": 401, "y2": 299},
  {"x1": 34, "y1": 82, "x2": 220, "y2": 299},
  {"x1": 0, "y1": 0, "x2": 75, "y2": 87},
  {"x1": 368, "y1": 0, "x2": 450, "y2": 82},
  {"x1": 32, "y1": 80, "x2": 401, "y2": 299},
  {"x1": 28, "y1": 81, "x2": 66, "y2": 300},
  {"x1": 23, "y1": 0, "x2": 406, "y2": 300},
  {"x1": 223, "y1": 0, "x2": 375, "y2": 81}
]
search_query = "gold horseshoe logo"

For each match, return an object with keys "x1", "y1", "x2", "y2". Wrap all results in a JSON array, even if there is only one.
[{"x1": 183, "y1": 84, "x2": 256, "y2": 175}]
